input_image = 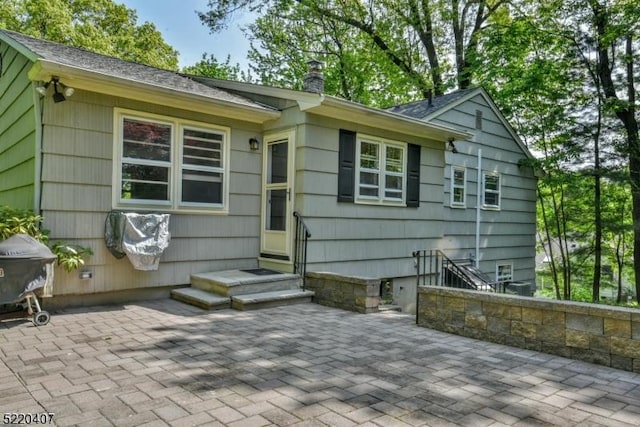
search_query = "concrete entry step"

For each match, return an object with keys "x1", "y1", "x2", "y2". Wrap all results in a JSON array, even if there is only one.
[
  {"x1": 231, "y1": 289, "x2": 315, "y2": 311},
  {"x1": 191, "y1": 269, "x2": 301, "y2": 296},
  {"x1": 170, "y1": 287, "x2": 230, "y2": 310}
]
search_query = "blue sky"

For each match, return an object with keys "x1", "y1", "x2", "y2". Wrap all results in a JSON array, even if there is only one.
[{"x1": 118, "y1": 0, "x2": 253, "y2": 69}]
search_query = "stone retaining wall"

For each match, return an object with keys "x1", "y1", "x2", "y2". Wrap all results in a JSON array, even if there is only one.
[
  {"x1": 418, "y1": 286, "x2": 640, "y2": 373},
  {"x1": 305, "y1": 272, "x2": 380, "y2": 313}
]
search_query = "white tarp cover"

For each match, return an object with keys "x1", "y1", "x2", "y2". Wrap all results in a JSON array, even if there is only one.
[{"x1": 104, "y1": 212, "x2": 170, "y2": 271}]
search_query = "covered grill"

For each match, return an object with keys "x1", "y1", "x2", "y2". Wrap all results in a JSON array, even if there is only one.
[{"x1": 0, "y1": 234, "x2": 56, "y2": 326}]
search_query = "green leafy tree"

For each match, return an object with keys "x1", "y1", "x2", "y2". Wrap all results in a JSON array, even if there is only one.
[
  {"x1": 182, "y1": 53, "x2": 252, "y2": 81},
  {"x1": 476, "y1": 1, "x2": 640, "y2": 306},
  {"x1": 475, "y1": 10, "x2": 589, "y2": 299},
  {"x1": 586, "y1": 0, "x2": 640, "y2": 302},
  {"x1": 0, "y1": 0, "x2": 179, "y2": 70},
  {"x1": 244, "y1": 1, "x2": 417, "y2": 106},
  {"x1": 601, "y1": 179, "x2": 634, "y2": 303},
  {"x1": 198, "y1": 0, "x2": 510, "y2": 97}
]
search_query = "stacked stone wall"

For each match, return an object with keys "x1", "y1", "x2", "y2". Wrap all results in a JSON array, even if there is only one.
[
  {"x1": 418, "y1": 286, "x2": 640, "y2": 372},
  {"x1": 305, "y1": 272, "x2": 380, "y2": 313}
]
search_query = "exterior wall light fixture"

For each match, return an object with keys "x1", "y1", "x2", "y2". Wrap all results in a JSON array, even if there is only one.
[
  {"x1": 448, "y1": 137, "x2": 459, "y2": 153},
  {"x1": 36, "y1": 77, "x2": 74, "y2": 103},
  {"x1": 249, "y1": 137, "x2": 260, "y2": 151}
]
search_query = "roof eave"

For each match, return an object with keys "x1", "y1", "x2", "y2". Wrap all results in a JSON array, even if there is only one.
[
  {"x1": 190, "y1": 76, "x2": 324, "y2": 111},
  {"x1": 29, "y1": 60, "x2": 281, "y2": 124},
  {"x1": 186, "y1": 76, "x2": 472, "y2": 142},
  {"x1": 310, "y1": 96, "x2": 472, "y2": 142}
]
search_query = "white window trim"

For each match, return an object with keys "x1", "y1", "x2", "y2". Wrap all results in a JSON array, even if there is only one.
[
  {"x1": 496, "y1": 263, "x2": 513, "y2": 282},
  {"x1": 450, "y1": 166, "x2": 466, "y2": 208},
  {"x1": 113, "y1": 108, "x2": 231, "y2": 214},
  {"x1": 355, "y1": 134, "x2": 407, "y2": 206},
  {"x1": 482, "y1": 171, "x2": 501, "y2": 210}
]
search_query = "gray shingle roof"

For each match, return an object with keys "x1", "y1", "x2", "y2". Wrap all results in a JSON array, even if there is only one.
[
  {"x1": 387, "y1": 87, "x2": 479, "y2": 119},
  {"x1": 0, "y1": 29, "x2": 272, "y2": 111}
]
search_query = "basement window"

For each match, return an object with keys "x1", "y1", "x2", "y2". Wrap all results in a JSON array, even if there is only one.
[{"x1": 496, "y1": 263, "x2": 513, "y2": 282}]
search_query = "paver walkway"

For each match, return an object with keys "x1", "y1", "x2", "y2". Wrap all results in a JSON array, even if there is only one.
[{"x1": 0, "y1": 300, "x2": 639, "y2": 426}]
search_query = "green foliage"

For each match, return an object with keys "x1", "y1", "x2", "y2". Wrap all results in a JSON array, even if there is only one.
[
  {"x1": 538, "y1": 269, "x2": 636, "y2": 308},
  {"x1": 198, "y1": 0, "x2": 509, "y2": 100},
  {"x1": 182, "y1": 53, "x2": 252, "y2": 81},
  {"x1": 0, "y1": 206, "x2": 47, "y2": 242},
  {"x1": 0, "y1": 206, "x2": 92, "y2": 273},
  {"x1": 50, "y1": 242, "x2": 93, "y2": 273},
  {"x1": 0, "y1": 0, "x2": 179, "y2": 70},
  {"x1": 242, "y1": 0, "x2": 420, "y2": 107}
]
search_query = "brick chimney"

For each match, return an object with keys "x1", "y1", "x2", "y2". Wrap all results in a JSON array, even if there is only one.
[{"x1": 303, "y1": 59, "x2": 324, "y2": 93}]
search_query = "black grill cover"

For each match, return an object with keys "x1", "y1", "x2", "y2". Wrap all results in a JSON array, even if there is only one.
[{"x1": 0, "y1": 234, "x2": 56, "y2": 303}]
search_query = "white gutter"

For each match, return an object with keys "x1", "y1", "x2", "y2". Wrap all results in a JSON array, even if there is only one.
[
  {"x1": 475, "y1": 148, "x2": 482, "y2": 266},
  {"x1": 195, "y1": 77, "x2": 472, "y2": 142},
  {"x1": 319, "y1": 96, "x2": 472, "y2": 139},
  {"x1": 32, "y1": 84, "x2": 43, "y2": 214}
]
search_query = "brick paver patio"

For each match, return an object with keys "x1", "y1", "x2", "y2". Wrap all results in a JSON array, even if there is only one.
[{"x1": 1, "y1": 300, "x2": 639, "y2": 426}]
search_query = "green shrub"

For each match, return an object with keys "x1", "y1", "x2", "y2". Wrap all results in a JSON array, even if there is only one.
[{"x1": 0, "y1": 206, "x2": 93, "y2": 272}]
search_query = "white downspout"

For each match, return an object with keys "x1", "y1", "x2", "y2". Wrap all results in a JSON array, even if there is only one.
[
  {"x1": 33, "y1": 84, "x2": 44, "y2": 214},
  {"x1": 475, "y1": 149, "x2": 482, "y2": 266}
]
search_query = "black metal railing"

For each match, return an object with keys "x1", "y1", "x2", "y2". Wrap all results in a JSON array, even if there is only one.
[
  {"x1": 293, "y1": 211, "x2": 311, "y2": 290},
  {"x1": 414, "y1": 249, "x2": 503, "y2": 324},
  {"x1": 413, "y1": 249, "x2": 501, "y2": 292}
]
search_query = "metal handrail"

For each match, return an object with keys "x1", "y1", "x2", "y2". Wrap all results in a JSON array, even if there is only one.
[
  {"x1": 293, "y1": 211, "x2": 311, "y2": 290},
  {"x1": 413, "y1": 249, "x2": 500, "y2": 291}
]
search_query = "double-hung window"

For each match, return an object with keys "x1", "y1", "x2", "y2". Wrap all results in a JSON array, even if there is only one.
[
  {"x1": 114, "y1": 109, "x2": 229, "y2": 212},
  {"x1": 451, "y1": 166, "x2": 466, "y2": 207},
  {"x1": 356, "y1": 135, "x2": 407, "y2": 204},
  {"x1": 482, "y1": 171, "x2": 501, "y2": 209},
  {"x1": 496, "y1": 263, "x2": 513, "y2": 282}
]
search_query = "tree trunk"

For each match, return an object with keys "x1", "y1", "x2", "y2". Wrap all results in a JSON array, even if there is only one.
[
  {"x1": 538, "y1": 191, "x2": 561, "y2": 299},
  {"x1": 593, "y1": 171, "x2": 602, "y2": 302},
  {"x1": 616, "y1": 236, "x2": 624, "y2": 303},
  {"x1": 593, "y1": 111, "x2": 602, "y2": 303},
  {"x1": 592, "y1": 3, "x2": 639, "y2": 301}
]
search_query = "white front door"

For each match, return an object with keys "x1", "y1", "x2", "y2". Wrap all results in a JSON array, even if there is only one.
[{"x1": 260, "y1": 130, "x2": 295, "y2": 260}]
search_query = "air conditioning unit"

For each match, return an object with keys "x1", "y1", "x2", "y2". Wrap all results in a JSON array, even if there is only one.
[{"x1": 503, "y1": 282, "x2": 534, "y2": 297}]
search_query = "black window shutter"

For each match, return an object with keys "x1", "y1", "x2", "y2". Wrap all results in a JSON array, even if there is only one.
[
  {"x1": 406, "y1": 144, "x2": 421, "y2": 207},
  {"x1": 338, "y1": 129, "x2": 356, "y2": 202}
]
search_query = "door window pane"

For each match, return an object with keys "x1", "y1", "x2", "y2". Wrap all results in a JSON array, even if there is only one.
[
  {"x1": 267, "y1": 141, "x2": 288, "y2": 184},
  {"x1": 266, "y1": 189, "x2": 287, "y2": 231}
]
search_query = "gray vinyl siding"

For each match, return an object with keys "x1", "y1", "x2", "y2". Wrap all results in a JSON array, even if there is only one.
[
  {"x1": 0, "y1": 42, "x2": 36, "y2": 209},
  {"x1": 435, "y1": 93, "x2": 537, "y2": 283},
  {"x1": 39, "y1": 89, "x2": 263, "y2": 296},
  {"x1": 295, "y1": 116, "x2": 445, "y2": 278}
]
